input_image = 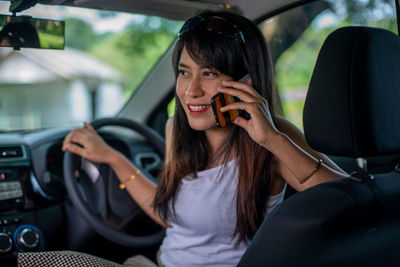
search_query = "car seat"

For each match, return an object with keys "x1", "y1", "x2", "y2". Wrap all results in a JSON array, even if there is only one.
[{"x1": 238, "y1": 26, "x2": 400, "y2": 267}]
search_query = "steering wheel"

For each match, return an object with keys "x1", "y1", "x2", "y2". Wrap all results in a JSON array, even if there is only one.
[{"x1": 63, "y1": 118, "x2": 165, "y2": 247}]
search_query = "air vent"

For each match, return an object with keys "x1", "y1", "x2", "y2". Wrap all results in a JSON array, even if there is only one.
[{"x1": 0, "y1": 146, "x2": 24, "y2": 159}]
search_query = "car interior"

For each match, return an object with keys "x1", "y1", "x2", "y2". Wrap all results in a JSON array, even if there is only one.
[
  {"x1": 0, "y1": 0, "x2": 399, "y2": 266},
  {"x1": 239, "y1": 25, "x2": 400, "y2": 267}
]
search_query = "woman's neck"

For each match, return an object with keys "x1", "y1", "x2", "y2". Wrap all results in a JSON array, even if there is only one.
[{"x1": 204, "y1": 126, "x2": 233, "y2": 167}]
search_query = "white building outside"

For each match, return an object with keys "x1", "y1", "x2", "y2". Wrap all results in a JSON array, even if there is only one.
[{"x1": 0, "y1": 47, "x2": 123, "y2": 130}]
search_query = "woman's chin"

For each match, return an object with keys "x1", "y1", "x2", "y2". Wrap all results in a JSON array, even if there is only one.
[{"x1": 188, "y1": 120, "x2": 217, "y2": 131}]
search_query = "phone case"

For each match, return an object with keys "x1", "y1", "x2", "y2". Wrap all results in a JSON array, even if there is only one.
[{"x1": 211, "y1": 93, "x2": 250, "y2": 128}]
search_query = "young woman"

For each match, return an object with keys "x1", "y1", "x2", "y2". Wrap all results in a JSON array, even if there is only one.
[{"x1": 52, "y1": 10, "x2": 344, "y2": 267}]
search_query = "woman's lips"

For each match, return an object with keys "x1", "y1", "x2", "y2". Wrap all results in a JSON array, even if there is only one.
[{"x1": 187, "y1": 104, "x2": 210, "y2": 114}]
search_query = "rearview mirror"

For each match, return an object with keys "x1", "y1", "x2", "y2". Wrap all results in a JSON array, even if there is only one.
[{"x1": 0, "y1": 15, "x2": 64, "y2": 50}]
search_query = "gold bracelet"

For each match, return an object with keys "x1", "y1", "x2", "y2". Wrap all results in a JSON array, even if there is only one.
[
  {"x1": 299, "y1": 159, "x2": 323, "y2": 184},
  {"x1": 119, "y1": 169, "x2": 140, "y2": 190}
]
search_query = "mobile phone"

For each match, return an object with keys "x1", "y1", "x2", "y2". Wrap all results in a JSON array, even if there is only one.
[{"x1": 210, "y1": 74, "x2": 251, "y2": 128}]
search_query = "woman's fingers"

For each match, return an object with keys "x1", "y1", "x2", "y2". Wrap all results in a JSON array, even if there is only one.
[
  {"x1": 62, "y1": 124, "x2": 93, "y2": 152},
  {"x1": 221, "y1": 80, "x2": 262, "y2": 99},
  {"x1": 84, "y1": 122, "x2": 96, "y2": 132},
  {"x1": 62, "y1": 122, "x2": 114, "y2": 164},
  {"x1": 220, "y1": 97, "x2": 278, "y2": 137},
  {"x1": 216, "y1": 81, "x2": 281, "y2": 148},
  {"x1": 62, "y1": 131, "x2": 76, "y2": 152},
  {"x1": 64, "y1": 142, "x2": 85, "y2": 157},
  {"x1": 220, "y1": 100, "x2": 259, "y2": 115},
  {"x1": 217, "y1": 87, "x2": 254, "y2": 103},
  {"x1": 231, "y1": 115, "x2": 248, "y2": 129}
]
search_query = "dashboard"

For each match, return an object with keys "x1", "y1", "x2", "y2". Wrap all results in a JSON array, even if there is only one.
[
  {"x1": 0, "y1": 130, "x2": 66, "y2": 261},
  {"x1": 0, "y1": 127, "x2": 162, "y2": 264}
]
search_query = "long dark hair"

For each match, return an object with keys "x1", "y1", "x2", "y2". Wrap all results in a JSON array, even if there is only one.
[{"x1": 153, "y1": 10, "x2": 276, "y2": 244}]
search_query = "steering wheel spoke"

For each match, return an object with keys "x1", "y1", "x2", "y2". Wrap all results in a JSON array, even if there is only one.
[{"x1": 76, "y1": 168, "x2": 107, "y2": 218}]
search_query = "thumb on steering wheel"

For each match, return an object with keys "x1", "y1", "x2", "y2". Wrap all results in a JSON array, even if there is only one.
[{"x1": 84, "y1": 121, "x2": 96, "y2": 132}]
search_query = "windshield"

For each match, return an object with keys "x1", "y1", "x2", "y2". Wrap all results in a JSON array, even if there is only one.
[{"x1": 0, "y1": 3, "x2": 182, "y2": 131}]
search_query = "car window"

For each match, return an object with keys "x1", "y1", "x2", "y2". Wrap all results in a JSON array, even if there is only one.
[
  {"x1": 0, "y1": 3, "x2": 182, "y2": 131},
  {"x1": 259, "y1": 0, "x2": 397, "y2": 129}
]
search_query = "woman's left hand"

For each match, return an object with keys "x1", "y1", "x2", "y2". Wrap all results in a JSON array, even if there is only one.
[{"x1": 218, "y1": 80, "x2": 280, "y2": 149}]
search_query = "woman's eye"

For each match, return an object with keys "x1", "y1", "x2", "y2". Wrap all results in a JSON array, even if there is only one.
[
  {"x1": 178, "y1": 70, "x2": 188, "y2": 76},
  {"x1": 204, "y1": 72, "x2": 217, "y2": 77}
]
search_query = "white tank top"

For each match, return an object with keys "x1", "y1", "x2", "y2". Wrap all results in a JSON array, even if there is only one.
[{"x1": 159, "y1": 159, "x2": 286, "y2": 267}]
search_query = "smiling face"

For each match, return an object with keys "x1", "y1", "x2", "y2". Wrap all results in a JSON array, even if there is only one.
[{"x1": 176, "y1": 47, "x2": 232, "y2": 131}]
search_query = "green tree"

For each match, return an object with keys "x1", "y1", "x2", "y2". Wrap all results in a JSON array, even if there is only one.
[
  {"x1": 269, "y1": 0, "x2": 397, "y2": 128},
  {"x1": 65, "y1": 18, "x2": 103, "y2": 51},
  {"x1": 90, "y1": 17, "x2": 182, "y2": 98}
]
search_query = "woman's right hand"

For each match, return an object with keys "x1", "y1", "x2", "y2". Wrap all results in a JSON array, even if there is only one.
[{"x1": 62, "y1": 122, "x2": 117, "y2": 164}]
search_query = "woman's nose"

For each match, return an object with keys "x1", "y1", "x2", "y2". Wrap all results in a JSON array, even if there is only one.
[{"x1": 185, "y1": 77, "x2": 204, "y2": 97}]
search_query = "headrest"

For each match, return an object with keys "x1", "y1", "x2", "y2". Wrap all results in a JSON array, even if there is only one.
[{"x1": 303, "y1": 26, "x2": 400, "y2": 158}]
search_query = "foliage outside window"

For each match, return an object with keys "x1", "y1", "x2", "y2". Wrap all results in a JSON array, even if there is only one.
[
  {"x1": 259, "y1": 0, "x2": 397, "y2": 129},
  {"x1": 65, "y1": 16, "x2": 183, "y2": 101}
]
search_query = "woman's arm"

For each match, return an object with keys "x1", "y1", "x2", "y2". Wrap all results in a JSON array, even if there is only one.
[
  {"x1": 218, "y1": 80, "x2": 347, "y2": 192},
  {"x1": 272, "y1": 116, "x2": 347, "y2": 191},
  {"x1": 62, "y1": 121, "x2": 171, "y2": 228}
]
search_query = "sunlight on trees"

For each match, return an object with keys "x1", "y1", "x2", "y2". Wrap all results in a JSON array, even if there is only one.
[
  {"x1": 267, "y1": 0, "x2": 397, "y2": 129},
  {"x1": 65, "y1": 16, "x2": 182, "y2": 100}
]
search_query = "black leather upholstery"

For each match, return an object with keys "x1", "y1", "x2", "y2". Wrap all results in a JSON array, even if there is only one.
[
  {"x1": 238, "y1": 26, "x2": 400, "y2": 267},
  {"x1": 239, "y1": 173, "x2": 400, "y2": 266},
  {"x1": 303, "y1": 27, "x2": 400, "y2": 157}
]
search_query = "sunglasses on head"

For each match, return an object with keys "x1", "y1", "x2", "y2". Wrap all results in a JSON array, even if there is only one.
[{"x1": 178, "y1": 15, "x2": 246, "y2": 44}]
